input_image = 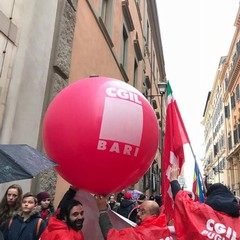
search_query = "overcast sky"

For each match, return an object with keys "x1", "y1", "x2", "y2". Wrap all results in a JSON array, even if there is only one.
[{"x1": 156, "y1": 1, "x2": 239, "y2": 189}]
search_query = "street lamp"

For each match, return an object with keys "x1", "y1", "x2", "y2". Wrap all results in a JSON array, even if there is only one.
[
  {"x1": 158, "y1": 82, "x2": 167, "y2": 193},
  {"x1": 158, "y1": 82, "x2": 168, "y2": 95}
]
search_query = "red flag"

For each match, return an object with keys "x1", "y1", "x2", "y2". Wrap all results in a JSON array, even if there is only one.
[{"x1": 162, "y1": 81, "x2": 190, "y2": 217}]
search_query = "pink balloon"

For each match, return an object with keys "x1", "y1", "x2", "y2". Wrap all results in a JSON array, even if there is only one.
[{"x1": 43, "y1": 77, "x2": 159, "y2": 194}]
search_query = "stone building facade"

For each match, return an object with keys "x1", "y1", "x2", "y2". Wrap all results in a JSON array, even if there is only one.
[
  {"x1": 203, "y1": 5, "x2": 240, "y2": 196},
  {"x1": 0, "y1": 0, "x2": 166, "y2": 201}
]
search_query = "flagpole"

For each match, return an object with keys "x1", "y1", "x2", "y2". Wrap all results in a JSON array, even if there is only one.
[{"x1": 188, "y1": 142, "x2": 207, "y2": 193}]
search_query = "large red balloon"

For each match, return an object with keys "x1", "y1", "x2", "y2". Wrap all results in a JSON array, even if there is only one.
[{"x1": 43, "y1": 77, "x2": 159, "y2": 194}]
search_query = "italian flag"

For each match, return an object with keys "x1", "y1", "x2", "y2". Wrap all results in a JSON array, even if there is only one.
[{"x1": 162, "y1": 81, "x2": 190, "y2": 217}]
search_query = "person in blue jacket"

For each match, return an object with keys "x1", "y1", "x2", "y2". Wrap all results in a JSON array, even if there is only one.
[
  {"x1": 3, "y1": 192, "x2": 46, "y2": 240},
  {"x1": 117, "y1": 192, "x2": 135, "y2": 219}
]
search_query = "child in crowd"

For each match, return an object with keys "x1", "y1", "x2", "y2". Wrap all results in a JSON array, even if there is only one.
[
  {"x1": 36, "y1": 192, "x2": 55, "y2": 222},
  {"x1": 3, "y1": 192, "x2": 46, "y2": 240}
]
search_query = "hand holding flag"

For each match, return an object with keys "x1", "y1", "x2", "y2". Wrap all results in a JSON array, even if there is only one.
[
  {"x1": 169, "y1": 164, "x2": 180, "y2": 182},
  {"x1": 161, "y1": 81, "x2": 190, "y2": 217}
]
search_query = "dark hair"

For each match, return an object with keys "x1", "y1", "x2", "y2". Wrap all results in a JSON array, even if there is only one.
[
  {"x1": 57, "y1": 199, "x2": 82, "y2": 220},
  {"x1": 206, "y1": 183, "x2": 239, "y2": 217},
  {"x1": 138, "y1": 194, "x2": 146, "y2": 201},
  {"x1": 22, "y1": 192, "x2": 37, "y2": 204},
  {"x1": 137, "y1": 194, "x2": 146, "y2": 204},
  {"x1": 149, "y1": 195, "x2": 155, "y2": 200},
  {"x1": 0, "y1": 184, "x2": 23, "y2": 229},
  {"x1": 154, "y1": 195, "x2": 162, "y2": 207}
]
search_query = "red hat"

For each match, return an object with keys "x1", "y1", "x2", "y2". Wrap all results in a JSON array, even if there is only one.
[
  {"x1": 124, "y1": 192, "x2": 132, "y2": 199},
  {"x1": 37, "y1": 192, "x2": 50, "y2": 204}
]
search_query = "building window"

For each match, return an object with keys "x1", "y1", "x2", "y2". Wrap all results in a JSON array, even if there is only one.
[
  {"x1": 224, "y1": 76, "x2": 229, "y2": 90},
  {"x1": 135, "y1": 0, "x2": 141, "y2": 5},
  {"x1": 228, "y1": 135, "x2": 232, "y2": 151},
  {"x1": 220, "y1": 135, "x2": 224, "y2": 149},
  {"x1": 231, "y1": 93, "x2": 236, "y2": 109},
  {"x1": 122, "y1": 0, "x2": 134, "y2": 31},
  {"x1": 143, "y1": 170, "x2": 150, "y2": 190},
  {"x1": 152, "y1": 51, "x2": 155, "y2": 79},
  {"x1": 122, "y1": 25, "x2": 129, "y2": 69},
  {"x1": 101, "y1": 0, "x2": 112, "y2": 31},
  {"x1": 238, "y1": 123, "x2": 240, "y2": 140},
  {"x1": 134, "y1": 0, "x2": 142, "y2": 21},
  {"x1": 233, "y1": 128, "x2": 238, "y2": 145},
  {"x1": 236, "y1": 84, "x2": 240, "y2": 101},
  {"x1": 133, "y1": 59, "x2": 138, "y2": 88},
  {"x1": 237, "y1": 40, "x2": 240, "y2": 52},
  {"x1": 214, "y1": 144, "x2": 218, "y2": 157},
  {"x1": 224, "y1": 105, "x2": 229, "y2": 118},
  {"x1": 146, "y1": 20, "x2": 149, "y2": 48}
]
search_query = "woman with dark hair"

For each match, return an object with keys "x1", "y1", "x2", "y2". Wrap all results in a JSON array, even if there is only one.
[
  {"x1": 0, "y1": 184, "x2": 23, "y2": 231},
  {"x1": 36, "y1": 192, "x2": 55, "y2": 223}
]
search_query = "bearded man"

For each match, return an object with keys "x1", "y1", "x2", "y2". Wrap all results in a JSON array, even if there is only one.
[{"x1": 40, "y1": 199, "x2": 84, "y2": 240}]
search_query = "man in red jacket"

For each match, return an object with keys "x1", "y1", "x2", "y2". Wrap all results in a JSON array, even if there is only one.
[
  {"x1": 170, "y1": 164, "x2": 240, "y2": 240},
  {"x1": 40, "y1": 199, "x2": 84, "y2": 240},
  {"x1": 95, "y1": 195, "x2": 172, "y2": 240}
]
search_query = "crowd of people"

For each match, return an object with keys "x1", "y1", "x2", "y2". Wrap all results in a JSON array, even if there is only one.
[
  {"x1": 0, "y1": 170, "x2": 239, "y2": 240},
  {"x1": 0, "y1": 184, "x2": 84, "y2": 240}
]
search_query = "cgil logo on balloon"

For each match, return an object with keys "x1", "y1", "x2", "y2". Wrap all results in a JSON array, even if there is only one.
[
  {"x1": 97, "y1": 87, "x2": 143, "y2": 157},
  {"x1": 42, "y1": 77, "x2": 159, "y2": 193}
]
